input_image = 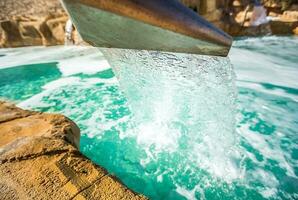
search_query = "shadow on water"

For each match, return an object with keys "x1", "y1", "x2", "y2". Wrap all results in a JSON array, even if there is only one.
[{"x1": 0, "y1": 62, "x2": 61, "y2": 101}]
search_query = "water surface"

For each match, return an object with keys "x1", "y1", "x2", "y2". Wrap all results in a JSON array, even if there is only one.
[{"x1": 0, "y1": 36, "x2": 297, "y2": 200}]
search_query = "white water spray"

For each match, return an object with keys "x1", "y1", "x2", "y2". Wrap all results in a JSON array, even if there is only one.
[{"x1": 101, "y1": 49, "x2": 241, "y2": 181}]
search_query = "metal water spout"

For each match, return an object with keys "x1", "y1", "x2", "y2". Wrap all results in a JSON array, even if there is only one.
[{"x1": 61, "y1": 0, "x2": 232, "y2": 56}]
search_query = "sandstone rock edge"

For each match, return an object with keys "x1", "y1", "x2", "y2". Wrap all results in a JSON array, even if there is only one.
[{"x1": 0, "y1": 101, "x2": 147, "y2": 200}]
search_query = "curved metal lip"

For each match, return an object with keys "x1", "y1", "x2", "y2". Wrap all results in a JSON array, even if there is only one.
[
  {"x1": 61, "y1": 0, "x2": 233, "y2": 56},
  {"x1": 77, "y1": 0, "x2": 232, "y2": 47}
]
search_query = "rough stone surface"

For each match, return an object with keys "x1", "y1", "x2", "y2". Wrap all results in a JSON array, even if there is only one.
[
  {"x1": 0, "y1": 14, "x2": 69, "y2": 48},
  {"x1": 294, "y1": 26, "x2": 298, "y2": 35},
  {"x1": 0, "y1": 101, "x2": 147, "y2": 200},
  {"x1": 0, "y1": 0, "x2": 64, "y2": 21},
  {"x1": 270, "y1": 20, "x2": 298, "y2": 35},
  {"x1": 226, "y1": 23, "x2": 272, "y2": 37},
  {"x1": 0, "y1": 0, "x2": 81, "y2": 47}
]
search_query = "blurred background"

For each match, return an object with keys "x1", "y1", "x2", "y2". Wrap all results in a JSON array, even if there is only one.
[{"x1": 0, "y1": 0, "x2": 297, "y2": 48}]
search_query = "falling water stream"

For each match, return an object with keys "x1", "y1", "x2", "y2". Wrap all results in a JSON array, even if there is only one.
[
  {"x1": 101, "y1": 49, "x2": 241, "y2": 183},
  {"x1": 99, "y1": 48, "x2": 255, "y2": 199}
]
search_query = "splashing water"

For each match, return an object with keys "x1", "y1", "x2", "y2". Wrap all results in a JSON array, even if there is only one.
[{"x1": 101, "y1": 49, "x2": 241, "y2": 182}]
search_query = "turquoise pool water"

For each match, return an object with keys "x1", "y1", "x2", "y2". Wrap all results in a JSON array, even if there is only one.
[{"x1": 0, "y1": 36, "x2": 297, "y2": 199}]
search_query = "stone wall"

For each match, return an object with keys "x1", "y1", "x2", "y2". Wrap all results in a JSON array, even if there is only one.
[
  {"x1": 0, "y1": 0, "x2": 64, "y2": 21},
  {"x1": 0, "y1": 0, "x2": 70, "y2": 47},
  {"x1": 0, "y1": 14, "x2": 69, "y2": 47}
]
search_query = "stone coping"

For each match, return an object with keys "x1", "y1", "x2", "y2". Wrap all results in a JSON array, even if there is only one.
[{"x1": 0, "y1": 101, "x2": 147, "y2": 200}]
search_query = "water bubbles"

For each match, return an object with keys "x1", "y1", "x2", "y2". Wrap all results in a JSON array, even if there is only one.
[{"x1": 101, "y1": 48, "x2": 242, "y2": 197}]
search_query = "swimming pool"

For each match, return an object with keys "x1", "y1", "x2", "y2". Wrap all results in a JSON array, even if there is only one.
[{"x1": 0, "y1": 36, "x2": 297, "y2": 199}]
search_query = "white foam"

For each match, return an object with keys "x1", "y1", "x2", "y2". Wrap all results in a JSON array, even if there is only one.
[
  {"x1": 260, "y1": 188, "x2": 278, "y2": 199},
  {"x1": 230, "y1": 47, "x2": 298, "y2": 89},
  {"x1": 43, "y1": 77, "x2": 81, "y2": 90},
  {"x1": 237, "y1": 81, "x2": 298, "y2": 102},
  {"x1": 0, "y1": 46, "x2": 110, "y2": 76},
  {"x1": 247, "y1": 168, "x2": 279, "y2": 198},
  {"x1": 239, "y1": 125, "x2": 295, "y2": 177},
  {"x1": 18, "y1": 76, "x2": 118, "y2": 110},
  {"x1": 176, "y1": 186, "x2": 197, "y2": 200},
  {"x1": 18, "y1": 77, "x2": 81, "y2": 109},
  {"x1": 57, "y1": 53, "x2": 110, "y2": 76}
]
